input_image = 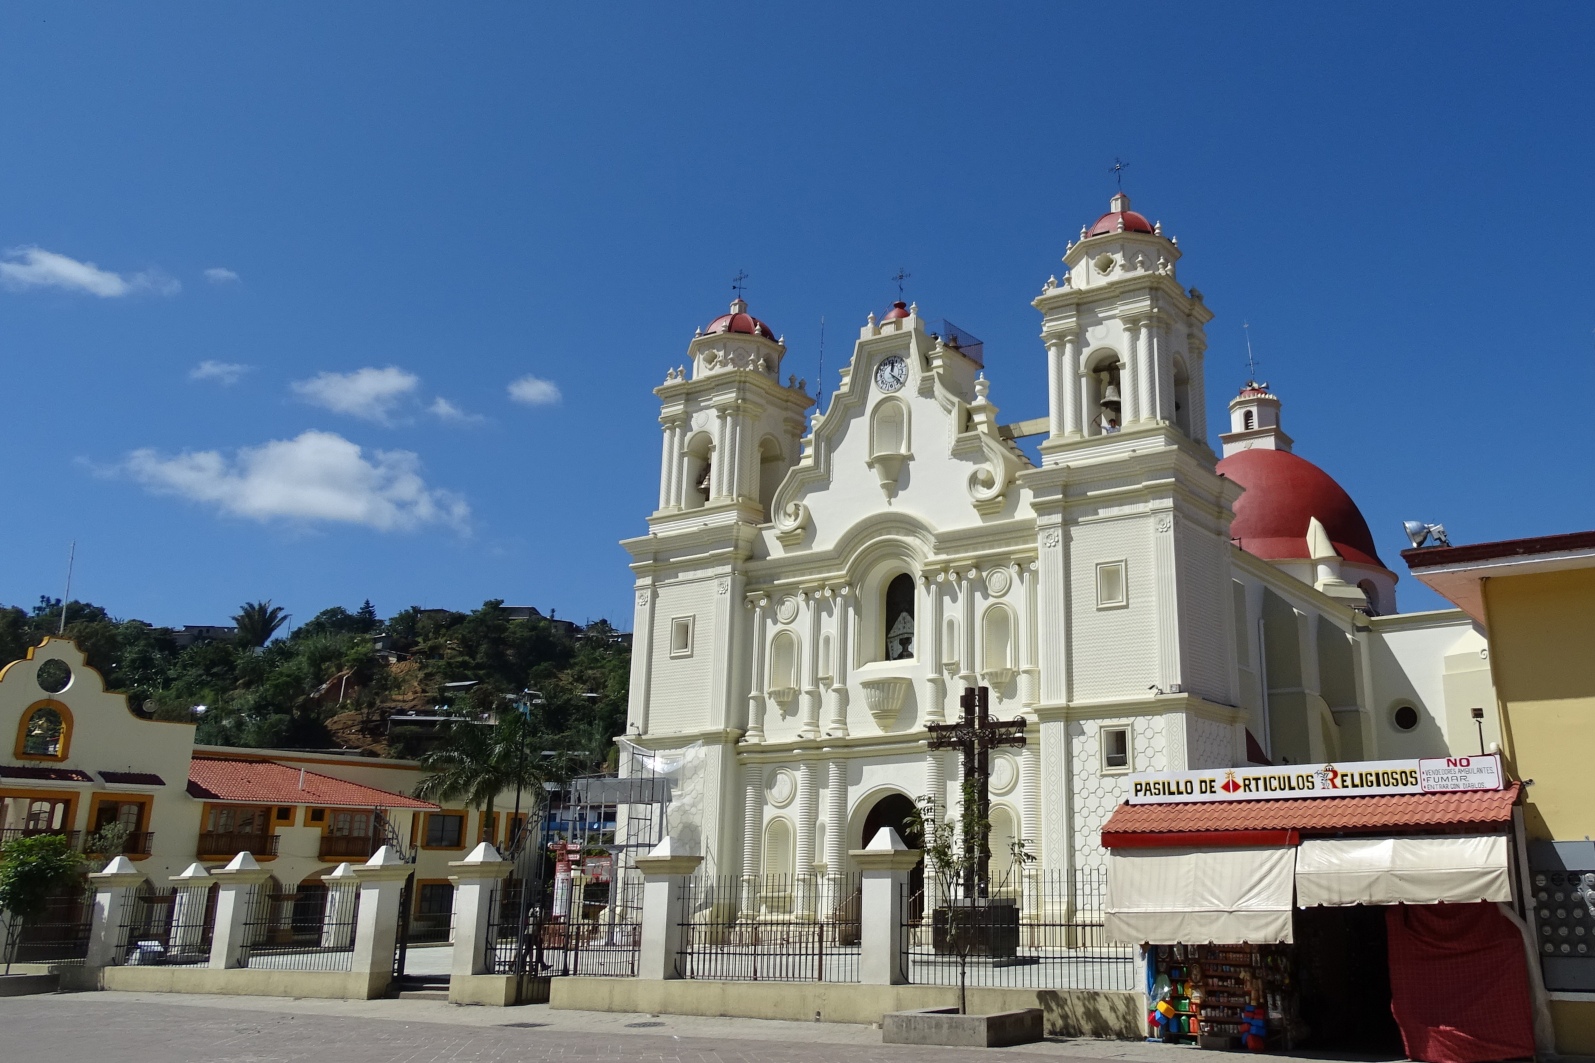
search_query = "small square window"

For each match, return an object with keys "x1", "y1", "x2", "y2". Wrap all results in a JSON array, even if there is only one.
[
  {"x1": 425, "y1": 813, "x2": 464, "y2": 848},
  {"x1": 276, "y1": 806, "x2": 294, "y2": 822},
  {"x1": 309, "y1": 808, "x2": 326, "y2": 823},
  {"x1": 1096, "y1": 561, "x2": 1127, "y2": 609},
  {"x1": 417, "y1": 882, "x2": 454, "y2": 916},
  {"x1": 1102, "y1": 727, "x2": 1131, "y2": 772},
  {"x1": 669, "y1": 616, "x2": 695, "y2": 658}
]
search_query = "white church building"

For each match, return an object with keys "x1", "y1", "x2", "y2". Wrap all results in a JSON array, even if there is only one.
[{"x1": 621, "y1": 192, "x2": 1495, "y2": 909}]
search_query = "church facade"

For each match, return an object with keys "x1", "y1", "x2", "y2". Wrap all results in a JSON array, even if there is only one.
[{"x1": 621, "y1": 192, "x2": 1495, "y2": 910}]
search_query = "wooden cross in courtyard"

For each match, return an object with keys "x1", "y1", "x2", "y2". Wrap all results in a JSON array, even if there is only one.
[{"x1": 927, "y1": 685, "x2": 1026, "y2": 896}]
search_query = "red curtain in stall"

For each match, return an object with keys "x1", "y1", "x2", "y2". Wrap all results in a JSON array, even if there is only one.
[{"x1": 1385, "y1": 902, "x2": 1535, "y2": 1063}]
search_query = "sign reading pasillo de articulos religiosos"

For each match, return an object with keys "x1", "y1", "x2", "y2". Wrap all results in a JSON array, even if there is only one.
[{"x1": 1124, "y1": 754, "x2": 1503, "y2": 805}]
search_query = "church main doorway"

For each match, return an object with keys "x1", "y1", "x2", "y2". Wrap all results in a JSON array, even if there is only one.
[{"x1": 859, "y1": 792, "x2": 924, "y2": 906}]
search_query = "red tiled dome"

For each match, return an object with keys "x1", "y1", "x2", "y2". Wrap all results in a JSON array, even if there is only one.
[
  {"x1": 1086, "y1": 192, "x2": 1156, "y2": 238},
  {"x1": 882, "y1": 300, "x2": 910, "y2": 321},
  {"x1": 1217, "y1": 448, "x2": 1387, "y2": 569},
  {"x1": 704, "y1": 298, "x2": 777, "y2": 341}
]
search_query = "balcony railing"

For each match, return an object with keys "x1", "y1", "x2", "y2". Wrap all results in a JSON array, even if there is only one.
[
  {"x1": 197, "y1": 831, "x2": 279, "y2": 857},
  {"x1": 113, "y1": 831, "x2": 155, "y2": 856},
  {"x1": 1, "y1": 828, "x2": 81, "y2": 848},
  {"x1": 318, "y1": 833, "x2": 380, "y2": 860}
]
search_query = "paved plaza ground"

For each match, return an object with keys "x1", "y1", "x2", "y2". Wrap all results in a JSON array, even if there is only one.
[{"x1": 0, "y1": 990, "x2": 1403, "y2": 1063}]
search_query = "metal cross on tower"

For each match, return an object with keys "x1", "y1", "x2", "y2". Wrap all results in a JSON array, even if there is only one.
[
  {"x1": 731, "y1": 269, "x2": 749, "y2": 298},
  {"x1": 1243, "y1": 321, "x2": 1261, "y2": 383},
  {"x1": 1109, "y1": 157, "x2": 1130, "y2": 189},
  {"x1": 892, "y1": 267, "x2": 911, "y2": 297},
  {"x1": 927, "y1": 685, "x2": 1026, "y2": 896}
]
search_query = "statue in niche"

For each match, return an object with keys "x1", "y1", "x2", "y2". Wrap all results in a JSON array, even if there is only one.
[{"x1": 884, "y1": 573, "x2": 916, "y2": 660}]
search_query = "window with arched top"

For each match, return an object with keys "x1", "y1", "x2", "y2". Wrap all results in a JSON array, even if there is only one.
[
  {"x1": 943, "y1": 616, "x2": 959, "y2": 669},
  {"x1": 682, "y1": 433, "x2": 714, "y2": 510},
  {"x1": 764, "y1": 818, "x2": 794, "y2": 877},
  {"x1": 884, "y1": 574, "x2": 916, "y2": 660},
  {"x1": 768, "y1": 630, "x2": 800, "y2": 703},
  {"x1": 1243, "y1": 409, "x2": 1255, "y2": 431},
  {"x1": 1357, "y1": 580, "x2": 1381, "y2": 617},
  {"x1": 1172, "y1": 357, "x2": 1192, "y2": 436},
  {"x1": 1084, "y1": 353, "x2": 1123, "y2": 435},
  {"x1": 16, "y1": 700, "x2": 71, "y2": 761},
  {"x1": 757, "y1": 436, "x2": 785, "y2": 516}
]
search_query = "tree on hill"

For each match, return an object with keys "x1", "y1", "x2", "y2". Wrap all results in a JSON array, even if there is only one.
[{"x1": 233, "y1": 600, "x2": 288, "y2": 649}]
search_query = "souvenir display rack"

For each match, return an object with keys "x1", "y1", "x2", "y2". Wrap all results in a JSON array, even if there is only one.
[{"x1": 1148, "y1": 943, "x2": 1298, "y2": 1051}]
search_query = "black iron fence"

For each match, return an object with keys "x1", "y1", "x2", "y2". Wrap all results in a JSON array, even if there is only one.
[
  {"x1": 675, "y1": 874, "x2": 861, "y2": 982},
  {"x1": 4, "y1": 885, "x2": 94, "y2": 966},
  {"x1": 237, "y1": 881, "x2": 361, "y2": 971},
  {"x1": 113, "y1": 883, "x2": 218, "y2": 966},
  {"x1": 485, "y1": 874, "x2": 643, "y2": 977},
  {"x1": 902, "y1": 867, "x2": 1136, "y2": 990}
]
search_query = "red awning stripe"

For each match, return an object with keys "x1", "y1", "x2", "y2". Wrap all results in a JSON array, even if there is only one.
[{"x1": 1102, "y1": 829, "x2": 1300, "y2": 849}]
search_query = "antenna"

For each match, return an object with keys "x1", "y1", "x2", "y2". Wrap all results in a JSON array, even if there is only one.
[
  {"x1": 59, "y1": 540, "x2": 76, "y2": 635},
  {"x1": 817, "y1": 316, "x2": 826, "y2": 408},
  {"x1": 1243, "y1": 321, "x2": 1260, "y2": 383}
]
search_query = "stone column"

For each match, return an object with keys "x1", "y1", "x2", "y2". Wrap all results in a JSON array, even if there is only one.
[
  {"x1": 318, "y1": 863, "x2": 358, "y2": 948},
  {"x1": 1062, "y1": 333, "x2": 1082, "y2": 438},
  {"x1": 739, "y1": 763, "x2": 764, "y2": 913},
  {"x1": 1153, "y1": 321, "x2": 1174, "y2": 423},
  {"x1": 208, "y1": 852, "x2": 273, "y2": 970},
  {"x1": 800, "y1": 590, "x2": 822, "y2": 739},
  {"x1": 1045, "y1": 337, "x2": 1065, "y2": 438},
  {"x1": 851, "y1": 829, "x2": 922, "y2": 985},
  {"x1": 1078, "y1": 365, "x2": 1096, "y2": 436},
  {"x1": 85, "y1": 856, "x2": 147, "y2": 968},
  {"x1": 824, "y1": 754, "x2": 847, "y2": 905},
  {"x1": 1121, "y1": 324, "x2": 1141, "y2": 425},
  {"x1": 924, "y1": 575, "x2": 946, "y2": 724},
  {"x1": 658, "y1": 420, "x2": 675, "y2": 511},
  {"x1": 447, "y1": 842, "x2": 514, "y2": 980},
  {"x1": 349, "y1": 846, "x2": 415, "y2": 993},
  {"x1": 827, "y1": 587, "x2": 851, "y2": 737},
  {"x1": 924, "y1": 742, "x2": 946, "y2": 907},
  {"x1": 1021, "y1": 737, "x2": 1042, "y2": 920},
  {"x1": 745, "y1": 596, "x2": 768, "y2": 742},
  {"x1": 1187, "y1": 339, "x2": 1208, "y2": 444},
  {"x1": 1014, "y1": 563, "x2": 1038, "y2": 708},
  {"x1": 957, "y1": 570, "x2": 977, "y2": 692},
  {"x1": 711, "y1": 408, "x2": 729, "y2": 500},
  {"x1": 635, "y1": 840, "x2": 703, "y2": 980},
  {"x1": 795, "y1": 756, "x2": 819, "y2": 920}
]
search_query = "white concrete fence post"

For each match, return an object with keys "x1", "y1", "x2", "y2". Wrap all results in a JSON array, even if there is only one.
[
  {"x1": 349, "y1": 845, "x2": 414, "y2": 994},
  {"x1": 634, "y1": 838, "x2": 703, "y2": 980},
  {"x1": 319, "y1": 862, "x2": 358, "y2": 949},
  {"x1": 169, "y1": 862, "x2": 214, "y2": 961},
  {"x1": 851, "y1": 827, "x2": 922, "y2": 986},
  {"x1": 209, "y1": 852, "x2": 273, "y2": 969},
  {"x1": 85, "y1": 856, "x2": 148, "y2": 968},
  {"x1": 448, "y1": 842, "x2": 513, "y2": 978}
]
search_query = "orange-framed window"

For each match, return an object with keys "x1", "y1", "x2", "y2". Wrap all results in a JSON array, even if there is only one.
[
  {"x1": 421, "y1": 811, "x2": 465, "y2": 849},
  {"x1": 329, "y1": 809, "x2": 373, "y2": 838},
  {"x1": 0, "y1": 790, "x2": 78, "y2": 838},
  {"x1": 14, "y1": 700, "x2": 73, "y2": 761},
  {"x1": 203, "y1": 804, "x2": 272, "y2": 835},
  {"x1": 87, "y1": 794, "x2": 150, "y2": 834}
]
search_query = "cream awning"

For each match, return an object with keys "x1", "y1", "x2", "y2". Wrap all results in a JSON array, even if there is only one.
[
  {"x1": 1105, "y1": 846, "x2": 1296, "y2": 945},
  {"x1": 1295, "y1": 834, "x2": 1511, "y2": 907}
]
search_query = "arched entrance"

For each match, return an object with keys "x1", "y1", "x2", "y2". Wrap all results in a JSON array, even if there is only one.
[{"x1": 858, "y1": 792, "x2": 924, "y2": 903}]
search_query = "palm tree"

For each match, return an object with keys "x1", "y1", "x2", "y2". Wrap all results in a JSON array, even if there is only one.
[
  {"x1": 413, "y1": 708, "x2": 562, "y2": 853},
  {"x1": 233, "y1": 601, "x2": 288, "y2": 649}
]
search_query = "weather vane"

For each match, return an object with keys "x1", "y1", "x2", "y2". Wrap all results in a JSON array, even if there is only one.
[
  {"x1": 1109, "y1": 157, "x2": 1129, "y2": 189},
  {"x1": 731, "y1": 269, "x2": 749, "y2": 298},
  {"x1": 892, "y1": 267, "x2": 911, "y2": 297}
]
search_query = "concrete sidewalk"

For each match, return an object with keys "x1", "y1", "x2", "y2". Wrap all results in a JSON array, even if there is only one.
[{"x1": 0, "y1": 991, "x2": 1403, "y2": 1063}]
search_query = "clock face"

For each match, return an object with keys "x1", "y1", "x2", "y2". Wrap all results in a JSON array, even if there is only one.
[{"x1": 874, "y1": 355, "x2": 908, "y2": 393}]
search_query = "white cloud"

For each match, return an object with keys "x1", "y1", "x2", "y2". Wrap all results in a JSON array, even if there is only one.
[
  {"x1": 428, "y1": 397, "x2": 483, "y2": 424},
  {"x1": 204, "y1": 267, "x2": 240, "y2": 284},
  {"x1": 0, "y1": 246, "x2": 179, "y2": 297},
  {"x1": 508, "y1": 374, "x2": 561, "y2": 406},
  {"x1": 189, "y1": 360, "x2": 251, "y2": 386},
  {"x1": 123, "y1": 430, "x2": 469, "y2": 532},
  {"x1": 291, "y1": 366, "x2": 420, "y2": 424}
]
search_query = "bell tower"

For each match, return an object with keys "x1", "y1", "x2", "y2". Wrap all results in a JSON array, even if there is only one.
[
  {"x1": 1032, "y1": 192, "x2": 1213, "y2": 453},
  {"x1": 651, "y1": 298, "x2": 813, "y2": 522},
  {"x1": 1219, "y1": 382, "x2": 1293, "y2": 455}
]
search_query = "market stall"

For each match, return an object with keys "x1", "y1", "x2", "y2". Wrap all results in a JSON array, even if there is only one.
[{"x1": 1100, "y1": 755, "x2": 1534, "y2": 1061}]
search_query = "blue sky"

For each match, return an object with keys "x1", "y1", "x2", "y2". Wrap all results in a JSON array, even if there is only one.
[{"x1": 2, "y1": 2, "x2": 1592, "y2": 629}]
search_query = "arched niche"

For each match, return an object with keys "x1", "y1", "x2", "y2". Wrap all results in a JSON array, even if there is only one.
[
  {"x1": 16, "y1": 700, "x2": 72, "y2": 761},
  {"x1": 869, "y1": 397, "x2": 910, "y2": 457},
  {"x1": 763, "y1": 818, "x2": 794, "y2": 878},
  {"x1": 988, "y1": 805, "x2": 1019, "y2": 893},
  {"x1": 768, "y1": 630, "x2": 800, "y2": 707},
  {"x1": 1172, "y1": 355, "x2": 1192, "y2": 436},
  {"x1": 883, "y1": 573, "x2": 916, "y2": 661},
  {"x1": 980, "y1": 604, "x2": 1016, "y2": 685}
]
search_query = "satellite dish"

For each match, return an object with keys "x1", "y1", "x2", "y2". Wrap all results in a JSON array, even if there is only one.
[{"x1": 1403, "y1": 521, "x2": 1450, "y2": 549}]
